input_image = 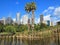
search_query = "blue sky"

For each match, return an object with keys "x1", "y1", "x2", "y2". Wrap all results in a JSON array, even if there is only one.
[{"x1": 0, "y1": 0, "x2": 60, "y2": 24}]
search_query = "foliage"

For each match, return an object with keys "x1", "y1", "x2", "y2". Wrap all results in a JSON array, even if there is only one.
[
  {"x1": 25, "y1": 2, "x2": 36, "y2": 31},
  {"x1": 34, "y1": 24, "x2": 40, "y2": 31},
  {"x1": 30, "y1": 2, "x2": 36, "y2": 10},
  {"x1": 15, "y1": 24, "x2": 28, "y2": 32},
  {"x1": 0, "y1": 22, "x2": 5, "y2": 32},
  {"x1": 40, "y1": 23, "x2": 48, "y2": 29},
  {"x1": 4, "y1": 25, "x2": 16, "y2": 34},
  {"x1": 34, "y1": 23, "x2": 50, "y2": 31},
  {"x1": 25, "y1": 3, "x2": 31, "y2": 12},
  {"x1": 25, "y1": 2, "x2": 36, "y2": 12}
]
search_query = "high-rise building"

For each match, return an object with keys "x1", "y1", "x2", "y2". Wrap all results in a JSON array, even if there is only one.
[
  {"x1": 0, "y1": 17, "x2": 6, "y2": 25},
  {"x1": 2, "y1": 17, "x2": 6, "y2": 25},
  {"x1": 50, "y1": 15, "x2": 53, "y2": 26},
  {"x1": 22, "y1": 15, "x2": 28, "y2": 25},
  {"x1": 0, "y1": 19, "x2": 4, "y2": 24},
  {"x1": 43, "y1": 20, "x2": 47, "y2": 24},
  {"x1": 40, "y1": 14, "x2": 44, "y2": 24},
  {"x1": 16, "y1": 12, "x2": 20, "y2": 25},
  {"x1": 6, "y1": 17, "x2": 13, "y2": 24},
  {"x1": 47, "y1": 20, "x2": 50, "y2": 26}
]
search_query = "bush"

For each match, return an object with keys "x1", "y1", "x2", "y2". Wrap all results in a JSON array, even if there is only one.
[
  {"x1": 34, "y1": 24, "x2": 40, "y2": 31},
  {"x1": 16, "y1": 25, "x2": 28, "y2": 32},
  {"x1": 0, "y1": 23, "x2": 5, "y2": 32},
  {"x1": 40, "y1": 23, "x2": 48, "y2": 29},
  {"x1": 4, "y1": 26, "x2": 16, "y2": 34}
]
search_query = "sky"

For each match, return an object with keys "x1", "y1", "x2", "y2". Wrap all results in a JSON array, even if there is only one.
[{"x1": 0, "y1": 0, "x2": 60, "y2": 25}]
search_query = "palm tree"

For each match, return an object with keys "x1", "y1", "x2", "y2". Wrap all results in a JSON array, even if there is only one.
[
  {"x1": 25, "y1": 3, "x2": 31, "y2": 13},
  {"x1": 30, "y1": 2, "x2": 36, "y2": 31},
  {"x1": 25, "y1": 2, "x2": 36, "y2": 31},
  {"x1": 25, "y1": 3, "x2": 31, "y2": 31}
]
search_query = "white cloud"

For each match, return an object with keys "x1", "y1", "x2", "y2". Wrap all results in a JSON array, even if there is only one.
[
  {"x1": 44, "y1": 14, "x2": 51, "y2": 21},
  {"x1": 35, "y1": 18, "x2": 40, "y2": 24},
  {"x1": 54, "y1": 7, "x2": 60, "y2": 16},
  {"x1": 57, "y1": 19, "x2": 60, "y2": 22},
  {"x1": 13, "y1": 18, "x2": 16, "y2": 22},
  {"x1": 43, "y1": 10, "x2": 48, "y2": 14},
  {"x1": 42, "y1": 6, "x2": 60, "y2": 25},
  {"x1": 48, "y1": 7, "x2": 55, "y2": 10},
  {"x1": 16, "y1": 2, "x2": 19, "y2": 4},
  {"x1": 43, "y1": 6, "x2": 55, "y2": 14},
  {"x1": 20, "y1": 18, "x2": 22, "y2": 24}
]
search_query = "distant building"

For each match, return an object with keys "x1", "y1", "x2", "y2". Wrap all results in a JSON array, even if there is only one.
[
  {"x1": 50, "y1": 15, "x2": 53, "y2": 26},
  {"x1": 16, "y1": 12, "x2": 20, "y2": 25},
  {"x1": 22, "y1": 15, "x2": 28, "y2": 25},
  {"x1": 50, "y1": 21, "x2": 53, "y2": 26},
  {"x1": 28, "y1": 18, "x2": 30, "y2": 24},
  {"x1": 0, "y1": 19, "x2": 4, "y2": 24},
  {"x1": 43, "y1": 20, "x2": 47, "y2": 25},
  {"x1": 6, "y1": 17, "x2": 13, "y2": 24},
  {"x1": 40, "y1": 14, "x2": 44, "y2": 24},
  {"x1": 0, "y1": 17, "x2": 6, "y2": 25},
  {"x1": 57, "y1": 21, "x2": 60, "y2": 25},
  {"x1": 47, "y1": 20, "x2": 50, "y2": 26},
  {"x1": 2, "y1": 17, "x2": 6, "y2": 25}
]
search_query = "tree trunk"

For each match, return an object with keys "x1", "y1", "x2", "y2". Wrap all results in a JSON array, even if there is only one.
[
  {"x1": 28, "y1": 12, "x2": 30, "y2": 32},
  {"x1": 28, "y1": 18, "x2": 30, "y2": 32},
  {"x1": 32, "y1": 10, "x2": 34, "y2": 31}
]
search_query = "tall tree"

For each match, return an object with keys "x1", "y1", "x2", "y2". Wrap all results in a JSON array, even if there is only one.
[
  {"x1": 25, "y1": 2, "x2": 36, "y2": 31},
  {"x1": 25, "y1": 3, "x2": 31, "y2": 31},
  {"x1": 25, "y1": 3, "x2": 31, "y2": 13},
  {"x1": 30, "y1": 2, "x2": 36, "y2": 31}
]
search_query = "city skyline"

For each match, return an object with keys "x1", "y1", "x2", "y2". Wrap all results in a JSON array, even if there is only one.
[{"x1": 0, "y1": 0, "x2": 60, "y2": 25}]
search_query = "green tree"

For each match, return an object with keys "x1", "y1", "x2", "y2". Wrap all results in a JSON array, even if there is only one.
[
  {"x1": 25, "y1": 2, "x2": 36, "y2": 31},
  {"x1": 16, "y1": 24, "x2": 28, "y2": 32},
  {"x1": 0, "y1": 22, "x2": 4, "y2": 32},
  {"x1": 25, "y1": 3, "x2": 31, "y2": 31},
  {"x1": 34, "y1": 24, "x2": 40, "y2": 31},
  {"x1": 4, "y1": 25, "x2": 16, "y2": 34},
  {"x1": 30, "y1": 2, "x2": 36, "y2": 31}
]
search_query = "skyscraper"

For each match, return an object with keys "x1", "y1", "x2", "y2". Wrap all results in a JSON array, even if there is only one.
[
  {"x1": 2, "y1": 17, "x2": 6, "y2": 25},
  {"x1": 47, "y1": 20, "x2": 50, "y2": 26},
  {"x1": 6, "y1": 17, "x2": 13, "y2": 24},
  {"x1": 22, "y1": 15, "x2": 28, "y2": 25},
  {"x1": 16, "y1": 12, "x2": 20, "y2": 25},
  {"x1": 40, "y1": 14, "x2": 44, "y2": 24},
  {"x1": 50, "y1": 15, "x2": 53, "y2": 26},
  {"x1": 0, "y1": 17, "x2": 6, "y2": 25}
]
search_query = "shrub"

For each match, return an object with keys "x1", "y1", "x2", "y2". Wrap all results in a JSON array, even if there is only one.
[
  {"x1": 4, "y1": 26, "x2": 16, "y2": 34},
  {"x1": 0, "y1": 23, "x2": 4, "y2": 32}
]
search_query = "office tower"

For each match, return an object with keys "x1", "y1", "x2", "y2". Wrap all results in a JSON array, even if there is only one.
[
  {"x1": 47, "y1": 20, "x2": 50, "y2": 26},
  {"x1": 16, "y1": 12, "x2": 20, "y2": 25},
  {"x1": 50, "y1": 15, "x2": 53, "y2": 26},
  {"x1": 0, "y1": 19, "x2": 4, "y2": 24},
  {"x1": 43, "y1": 20, "x2": 47, "y2": 24},
  {"x1": 40, "y1": 14, "x2": 44, "y2": 24},
  {"x1": 57, "y1": 21, "x2": 60, "y2": 25},
  {"x1": 0, "y1": 17, "x2": 6, "y2": 25},
  {"x1": 6, "y1": 17, "x2": 13, "y2": 24},
  {"x1": 22, "y1": 15, "x2": 28, "y2": 25},
  {"x1": 2, "y1": 17, "x2": 6, "y2": 25}
]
